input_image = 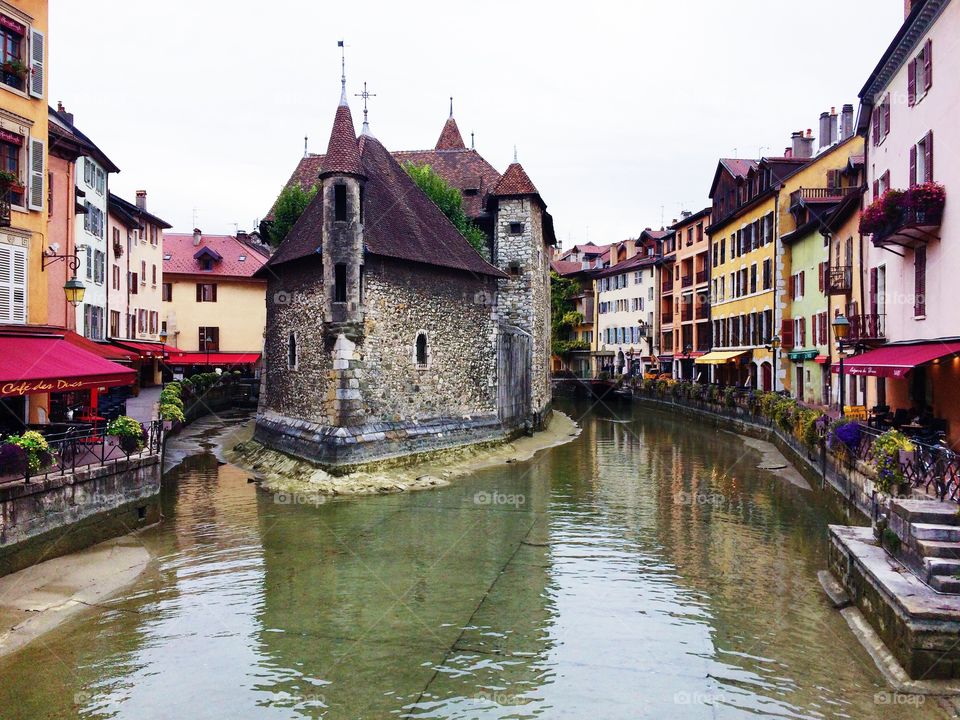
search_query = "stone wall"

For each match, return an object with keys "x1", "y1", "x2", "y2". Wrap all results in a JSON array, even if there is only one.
[{"x1": 0, "y1": 456, "x2": 162, "y2": 576}]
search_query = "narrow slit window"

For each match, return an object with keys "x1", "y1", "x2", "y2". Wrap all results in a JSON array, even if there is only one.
[
  {"x1": 334, "y1": 184, "x2": 347, "y2": 222},
  {"x1": 415, "y1": 333, "x2": 428, "y2": 368},
  {"x1": 358, "y1": 185, "x2": 364, "y2": 224},
  {"x1": 334, "y1": 263, "x2": 347, "y2": 303},
  {"x1": 288, "y1": 332, "x2": 297, "y2": 369}
]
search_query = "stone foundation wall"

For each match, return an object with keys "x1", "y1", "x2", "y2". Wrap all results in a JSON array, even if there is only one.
[{"x1": 0, "y1": 455, "x2": 162, "y2": 577}]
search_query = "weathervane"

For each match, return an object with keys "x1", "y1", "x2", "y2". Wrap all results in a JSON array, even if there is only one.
[{"x1": 338, "y1": 39, "x2": 347, "y2": 101}]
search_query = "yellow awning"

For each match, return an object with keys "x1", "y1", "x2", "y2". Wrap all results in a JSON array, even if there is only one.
[{"x1": 694, "y1": 350, "x2": 747, "y2": 365}]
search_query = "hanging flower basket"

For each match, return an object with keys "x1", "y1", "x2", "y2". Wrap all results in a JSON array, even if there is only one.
[
  {"x1": 904, "y1": 181, "x2": 946, "y2": 224},
  {"x1": 859, "y1": 189, "x2": 905, "y2": 235}
]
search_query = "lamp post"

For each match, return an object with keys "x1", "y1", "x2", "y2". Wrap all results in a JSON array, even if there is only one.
[
  {"x1": 832, "y1": 314, "x2": 850, "y2": 414},
  {"x1": 766, "y1": 334, "x2": 781, "y2": 393}
]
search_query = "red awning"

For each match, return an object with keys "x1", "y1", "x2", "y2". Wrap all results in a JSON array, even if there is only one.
[
  {"x1": 167, "y1": 351, "x2": 261, "y2": 366},
  {"x1": 832, "y1": 341, "x2": 960, "y2": 378},
  {"x1": 814, "y1": 354, "x2": 830, "y2": 364},
  {"x1": 111, "y1": 340, "x2": 169, "y2": 359},
  {"x1": 0, "y1": 335, "x2": 136, "y2": 397},
  {"x1": 65, "y1": 332, "x2": 138, "y2": 363}
]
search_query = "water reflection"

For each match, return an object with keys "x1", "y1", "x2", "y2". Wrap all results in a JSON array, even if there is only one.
[{"x1": 0, "y1": 400, "x2": 941, "y2": 719}]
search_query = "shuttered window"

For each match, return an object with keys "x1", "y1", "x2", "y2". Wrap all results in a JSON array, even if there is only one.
[
  {"x1": 28, "y1": 27, "x2": 42, "y2": 98},
  {"x1": 28, "y1": 137, "x2": 43, "y2": 211},
  {"x1": 0, "y1": 243, "x2": 26, "y2": 323},
  {"x1": 923, "y1": 39, "x2": 932, "y2": 91},
  {"x1": 908, "y1": 59, "x2": 916, "y2": 106},
  {"x1": 915, "y1": 247, "x2": 926, "y2": 317}
]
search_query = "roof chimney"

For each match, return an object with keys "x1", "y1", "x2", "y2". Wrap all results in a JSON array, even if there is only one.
[
  {"x1": 791, "y1": 131, "x2": 805, "y2": 158},
  {"x1": 818, "y1": 112, "x2": 831, "y2": 149},
  {"x1": 840, "y1": 103, "x2": 854, "y2": 140},
  {"x1": 829, "y1": 107, "x2": 839, "y2": 145},
  {"x1": 193, "y1": 228, "x2": 202, "y2": 246},
  {"x1": 56, "y1": 101, "x2": 74, "y2": 126},
  {"x1": 135, "y1": 190, "x2": 147, "y2": 210}
]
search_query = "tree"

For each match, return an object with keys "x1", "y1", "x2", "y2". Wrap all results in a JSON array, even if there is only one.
[
  {"x1": 267, "y1": 184, "x2": 318, "y2": 247},
  {"x1": 403, "y1": 162, "x2": 488, "y2": 255},
  {"x1": 550, "y1": 271, "x2": 589, "y2": 355}
]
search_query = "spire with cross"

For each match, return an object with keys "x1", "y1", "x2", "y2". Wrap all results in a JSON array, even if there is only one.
[
  {"x1": 355, "y1": 81, "x2": 376, "y2": 135},
  {"x1": 338, "y1": 40, "x2": 347, "y2": 104}
]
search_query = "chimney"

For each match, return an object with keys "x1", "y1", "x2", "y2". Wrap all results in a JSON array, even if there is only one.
[
  {"x1": 136, "y1": 190, "x2": 147, "y2": 210},
  {"x1": 841, "y1": 103, "x2": 854, "y2": 140},
  {"x1": 236, "y1": 229, "x2": 248, "y2": 241},
  {"x1": 57, "y1": 101, "x2": 74, "y2": 126},
  {"x1": 818, "y1": 112, "x2": 831, "y2": 149},
  {"x1": 791, "y1": 131, "x2": 805, "y2": 158},
  {"x1": 193, "y1": 228, "x2": 202, "y2": 246},
  {"x1": 829, "y1": 107, "x2": 839, "y2": 145}
]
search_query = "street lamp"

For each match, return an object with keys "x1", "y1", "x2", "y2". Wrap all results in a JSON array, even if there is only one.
[
  {"x1": 766, "y1": 334, "x2": 781, "y2": 392},
  {"x1": 833, "y1": 314, "x2": 851, "y2": 413},
  {"x1": 42, "y1": 250, "x2": 86, "y2": 306},
  {"x1": 62, "y1": 275, "x2": 86, "y2": 306}
]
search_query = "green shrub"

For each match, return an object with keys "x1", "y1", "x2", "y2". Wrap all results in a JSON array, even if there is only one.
[
  {"x1": 872, "y1": 429, "x2": 914, "y2": 494},
  {"x1": 107, "y1": 415, "x2": 147, "y2": 453},
  {"x1": 6, "y1": 431, "x2": 52, "y2": 472},
  {"x1": 160, "y1": 403, "x2": 186, "y2": 424}
]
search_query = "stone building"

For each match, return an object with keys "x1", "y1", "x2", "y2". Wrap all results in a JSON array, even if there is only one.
[{"x1": 254, "y1": 84, "x2": 555, "y2": 469}]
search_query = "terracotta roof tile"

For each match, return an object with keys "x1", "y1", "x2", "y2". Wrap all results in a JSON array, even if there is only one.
[
  {"x1": 435, "y1": 117, "x2": 466, "y2": 150},
  {"x1": 163, "y1": 233, "x2": 267, "y2": 278},
  {"x1": 392, "y1": 148, "x2": 501, "y2": 218},
  {"x1": 493, "y1": 162, "x2": 538, "y2": 197},
  {"x1": 550, "y1": 260, "x2": 586, "y2": 276},
  {"x1": 319, "y1": 103, "x2": 364, "y2": 178}
]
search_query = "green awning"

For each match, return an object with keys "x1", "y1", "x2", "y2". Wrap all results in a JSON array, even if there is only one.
[{"x1": 787, "y1": 349, "x2": 818, "y2": 361}]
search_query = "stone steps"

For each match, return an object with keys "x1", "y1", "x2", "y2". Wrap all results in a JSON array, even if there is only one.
[
  {"x1": 911, "y1": 523, "x2": 960, "y2": 543},
  {"x1": 930, "y1": 575, "x2": 960, "y2": 593},
  {"x1": 891, "y1": 499, "x2": 960, "y2": 527},
  {"x1": 916, "y1": 538, "x2": 960, "y2": 558}
]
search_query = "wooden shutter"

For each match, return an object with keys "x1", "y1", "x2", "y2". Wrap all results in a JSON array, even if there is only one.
[
  {"x1": 28, "y1": 138, "x2": 43, "y2": 211},
  {"x1": 869, "y1": 268, "x2": 878, "y2": 316},
  {"x1": 0, "y1": 244, "x2": 27, "y2": 323},
  {"x1": 799, "y1": 270, "x2": 805, "y2": 297},
  {"x1": 883, "y1": 94, "x2": 891, "y2": 136},
  {"x1": 788, "y1": 274, "x2": 796, "y2": 300},
  {"x1": 924, "y1": 130, "x2": 933, "y2": 182},
  {"x1": 800, "y1": 318, "x2": 806, "y2": 348},
  {"x1": 196, "y1": 283, "x2": 202, "y2": 302},
  {"x1": 909, "y1": 144, "x2": 917, "y2": 187},
  {"x1": 908, "y1": 59, "x2": 916, "y2": 106},
  {"x1": 924, "y1": 39, "x2": 932, "y2": 91},
  {"x1": 29, "y1": 28, "x2": 44, "y2": 99},
  {"x1": 781, "y1": 318, "x2": 794, "y2": 350},
  {"x1": 872, "y1": 107, "x2": 880, "y2": 145},
  {"x1": 818, "y1": 262, "x2": 824, "y2": 292},
  {"x1": 915, "y1": 247, "x2": 926, "y2": 316}
]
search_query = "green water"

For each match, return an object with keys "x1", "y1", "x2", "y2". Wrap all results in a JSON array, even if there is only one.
[{"x1": 0, "y1": 400, "x2": 947, "y2": 719}]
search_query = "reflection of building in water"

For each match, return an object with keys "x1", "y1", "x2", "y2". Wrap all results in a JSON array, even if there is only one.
[{"x1": 253, "y1": 460, "x2": 555, "y2": 716}]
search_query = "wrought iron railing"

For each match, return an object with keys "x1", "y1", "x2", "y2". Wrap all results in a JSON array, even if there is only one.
[
  {"x1": 1, "y1": 420, "x2": 163, "y2": 485},
  {"x1": 695, "y1": 269, "x2": 709, "y2": 284},
  {"x1": 873, "y1": 207, "x2": 943, "y2": 245},
  {"x1": 848, "y1": 313, "x2": 885, "y2": 341},
  {"x1": 826, "y1": 266, "x2": 851, "y2": 293},
  {"x1": 681, "y1": 274, "x2": 693, "y2": 288}
]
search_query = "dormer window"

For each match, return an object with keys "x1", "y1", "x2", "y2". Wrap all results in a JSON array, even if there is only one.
[
  {"x1": 193, "y1": 245, "x2": 222, "y2": 272},
  {"x1": 334, "y1": 184, "x2": 347, "y2": 222}
]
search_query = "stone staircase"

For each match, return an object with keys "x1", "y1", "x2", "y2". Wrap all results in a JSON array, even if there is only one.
[{"x1": 888, "y1": 499, "x2": 960, "y2": 593}]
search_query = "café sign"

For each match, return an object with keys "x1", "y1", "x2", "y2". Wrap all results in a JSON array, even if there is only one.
[{"x1": 1, "y1": 378, "x2": 88, "y2": 397}]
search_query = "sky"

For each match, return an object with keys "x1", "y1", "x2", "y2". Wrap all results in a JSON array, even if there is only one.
[{"x1": 49, "y1": 1, "x2": 905, "y2": 249}]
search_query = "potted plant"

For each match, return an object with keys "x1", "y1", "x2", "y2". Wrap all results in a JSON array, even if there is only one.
[
  {"x1": 0, "y1": 440, "x2": 28, "y2": 476},
  {"x1": 859, "y1": 189, "x2": 906, "y2": 236},
  {"x1": 871, "y1": 429, "x2": 914, "y2": 496},
  {"x1": 0, "y1": 58, "x2": 29, "y2": 79},
  {"x1": 905, "y1": 181, "x2": 946, "y2": 224},
  {"x1": 5, "y1": 431, "x2": 52, "y2": 473},
  {"x1": 107, "y1": 415, "x2": 147, "y2": 454}
]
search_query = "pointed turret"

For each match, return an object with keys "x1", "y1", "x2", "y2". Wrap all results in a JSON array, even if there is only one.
[
  {"x1": 435, "y1": 100, "x2": 466, "y2": 151},
  {"x1": 319, "y1": 97, "x2": 365, "y2": 179},
  {"x1": 493, "y1": 162, "x2": 539, "y2": 197}
]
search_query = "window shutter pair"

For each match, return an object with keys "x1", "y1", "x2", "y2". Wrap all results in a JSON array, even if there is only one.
[{"x1": 0, "y1": 244, "x2": 26, "y2": 323}]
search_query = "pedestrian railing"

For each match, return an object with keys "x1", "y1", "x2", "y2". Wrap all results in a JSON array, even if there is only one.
[{"x1": 0, "y1": 420, "x2": 163, "y2": 486}]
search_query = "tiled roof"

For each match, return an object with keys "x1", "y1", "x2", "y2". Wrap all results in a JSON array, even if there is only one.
[
  {"x1": 435, "y1": 117, "x2": 466, "y2": 150},
  {"x1": 319, "y1": 102, "x2": 364, "y2": 178},
  {"x1": 550, "y1": 260, "x2": 587, "y2": 276},
  {"x1": 264, "y1": 130, "x2": 505, "y2": 278},
  {"x1": 109, "y1": 192, "x2": 172, "y2": 230},
  {"x1": 593, "y1": 253, "x2": 657, "y2": 278},
  {"x1": 163, "y1": 233, "x2": 267, "y2": 278},
  {"x1": 493, "y1": 162, "x2": 538, "y2": 197}
]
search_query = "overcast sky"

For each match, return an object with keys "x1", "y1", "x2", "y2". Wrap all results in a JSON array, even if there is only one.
[{"x1": 49, "y1": 1, "x2": 903, "y2": 248}]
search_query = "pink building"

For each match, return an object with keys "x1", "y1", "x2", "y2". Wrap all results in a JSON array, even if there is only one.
[{"x1": 851, "y1": 0, "x2": 960, "y2": 438}]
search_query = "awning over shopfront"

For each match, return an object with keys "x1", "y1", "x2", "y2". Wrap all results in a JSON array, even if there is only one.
[
  {"x1": 832, "y1": 341, "x2": 960, "y2": 378},
  {"x1": 788, "y1": 350, "x2": 818, "y2": 362},
  {"x1": 112, "y1": 340, "x2": 171, "y2": 359},
  {"x1": 0, "y1": 335, "x2": 137, "y2": 397},
  {"x1": 65, "y1": 332, "x2": 138, "y2": 364},
  {"x1": 167, "y1": 351, "x2": 261, "y2": 366},
  {"x1": 814, "y1": 355, "x2": 830, "y2": 364},
  {"x1": 695, "y1": 350, "x2": 747, "y2": 365}
]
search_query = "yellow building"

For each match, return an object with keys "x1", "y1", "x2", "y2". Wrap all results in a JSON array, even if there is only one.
[
  {"x1": 162, "y1": 230, "x2": 268, "y2": 376},
  {"x1": 703, "y1": 153, "x2": 807, "y2": 390}
]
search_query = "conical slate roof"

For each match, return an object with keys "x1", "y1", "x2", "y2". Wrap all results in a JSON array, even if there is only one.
[
  {"x1": 435, "y1": 117, "x2": 466, "y2": 150},
  {"x1": 319, "y1": 99, "x2": 364, "y2": 178},
  {"x1": 493, "y1": 162, "x2": 538, "y2": 197}
]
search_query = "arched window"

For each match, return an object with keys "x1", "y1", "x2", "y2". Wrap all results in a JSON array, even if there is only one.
[
  {"x1": 287, "y1": 332, "x2": 297, "y2": 369},
  {"x1": 415, "y1": 332, "x2": 428, "y2": 369}
]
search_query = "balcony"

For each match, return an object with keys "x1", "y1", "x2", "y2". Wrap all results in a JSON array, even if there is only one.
[
  {"x1": 661, "y1": 312, "x2": 674, "y2": 327},
  {"x1": 826, "y1": 266, "x2": 852, "y2": 294},
  {"x1": 872, "y1": 207, "x2": 943, "y2": 249},
  {"x1": 681, "y1": 274, "x2": 693, "y2": 288},
  {"x1": 680, "y1": 305, "x2": 693, "y2": 322},
  {"x1": 695, "y1": 299, "x2": 710, "y2": 320},
  {"x1": 695, "y1": 269, "x2": 709, "y2": 285},
  {"x1": 789, "y1": 185, "x2": 857, "y2": 211},
  {"x1": 849, "y1": 313, "x2": 886, "y2": 342},
  {"x1": 662, "y1": 277, "x2": 674, "y2": 293}
]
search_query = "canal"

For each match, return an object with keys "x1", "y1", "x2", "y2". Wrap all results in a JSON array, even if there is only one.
[{"x1": 0, "y1": 399, "x2": 947, "y2": 719}]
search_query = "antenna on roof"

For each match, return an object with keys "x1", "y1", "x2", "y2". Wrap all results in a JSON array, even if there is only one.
[
  {"x1": 338, "y1": 40, "x2": 347, "y2": 104},
  {"x1": 355, "y1": 81, "x2": 376, "y2": 135},
  {"x1": 449, "y1": 96, "x2": 453, "y2": 118}
]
